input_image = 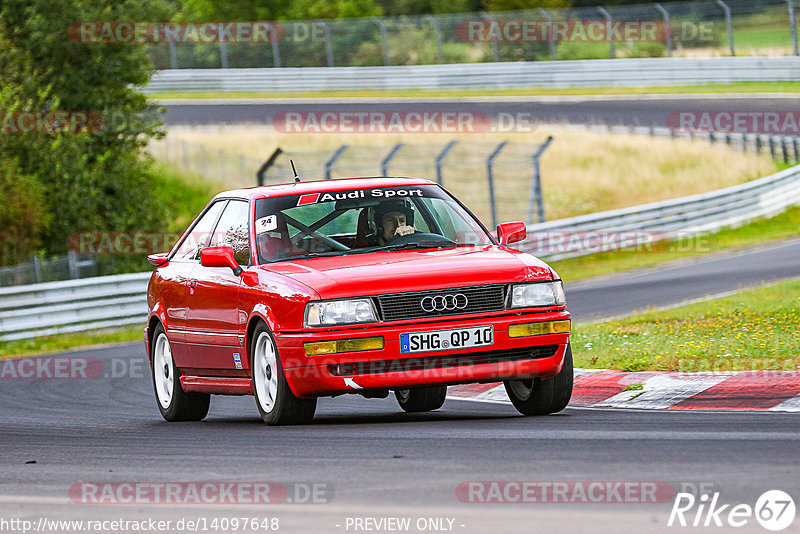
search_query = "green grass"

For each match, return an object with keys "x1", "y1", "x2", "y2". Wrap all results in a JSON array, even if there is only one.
[
  {"x1": 148, "y1": 81, "x2": 800, "y2": 101},
  {"x1": 0, "y1": 326, "x2": 143, "y2": 359},
  {"x1": 150, "y1": 161, "x2": 220, "y2": 233},
  {"x1": 551, "y1": 205, "x2": 800, "y2": 283},
  {"x1": 572, "y1": 278, "x2": 800, "y2": 372}
]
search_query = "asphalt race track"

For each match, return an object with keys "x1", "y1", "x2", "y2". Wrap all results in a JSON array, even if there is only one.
[
  {"x1": 2, "y1": 242, "x2": 799, "y2": 533},
  {"x1": 161, "y1": 95, "x2": 800, "y2": 129}
]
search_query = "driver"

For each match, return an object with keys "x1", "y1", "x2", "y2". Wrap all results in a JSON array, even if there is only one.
[{"x1": 372, "y1": 199, "x2": 416, "y2": 245}]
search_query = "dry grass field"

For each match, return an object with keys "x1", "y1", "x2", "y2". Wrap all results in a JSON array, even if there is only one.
[{"x1": 152, "y1": 124, "x2": 777, "y2": 224}]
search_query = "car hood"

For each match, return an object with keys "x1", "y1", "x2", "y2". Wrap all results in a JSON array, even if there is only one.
[{"x1": 261, "y1": 246, "x2": 553, "y2": 299}]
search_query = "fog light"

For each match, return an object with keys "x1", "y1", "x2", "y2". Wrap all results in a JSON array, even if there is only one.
[
  {"x1": 304, "y1": 337, "x2": 384, "y2": 356},
  {"x1": 508, "y1": 320, "x2": 571, "y2": 338}
]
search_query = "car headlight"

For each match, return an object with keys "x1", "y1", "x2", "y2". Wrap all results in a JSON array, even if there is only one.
[
  {"x1": 305, "y1": 299, "x2": 378, "y2": 327},
  {"x1": 509, "y1": 281, "x2": 566, "y2": 308}
]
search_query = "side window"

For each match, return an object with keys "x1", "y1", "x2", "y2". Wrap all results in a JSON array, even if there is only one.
[
  {"x1": 172, "y1": 200, "x2": 227, "y2": 261},
  {"x1": 208, "y1": 200, "x2": 251, "y2": 266}
]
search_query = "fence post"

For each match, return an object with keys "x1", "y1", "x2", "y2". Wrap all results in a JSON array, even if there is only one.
[
  {"x1": 321, "y1": 22, "x2": 335, "y2": 67},
  {"x1": 257, "y1": 148, "x2": 283, "y2": 186},
  {"x1": 486, "y1": 141, "x2": 508, "y2": 229},
  {"x1": 168, "y1": 40, "x2": 178, "y2": 69},
  {"x1": 538, "y1": 8, "x2": 557, "y2": 60},
  {"x1": 529, "y1": 136, "x2": 554, "y2": 224},
  {"x1": 424, "y1": 15, "x2": 445, "y2": 64},
  {"x1": 372, "y1": 17, "x2": 391, "y2": 66},
  {"x1": 68, "y1": 250, "x2": 79, "y2": 279},
  {"x1": 435, "y1": 140, "x2": 458, "y2": 185},
  {"x1": 270, "y1": 23, "x2": 282, "y2": 67},
  {"x1": 31, "y1": 255, "x2": 41, "y2": 284},
  {"x1": 596, "y1": 7, "x2": 615, "y2": 59},
  {"x1": 654, "y1": 3, "x2": 672, "y2": 57},
  {"x1": 769, "y1": 136, "x2": 777, "y2": 160},
  {"x1": 381, "y1": 143, "x2": 404, "y2": 175},
  {"x1": 480, "y1": 12, "x2": 500, "y2": 62},
  {"x1": 716, "y1": 0, "x2": 735, "y2": 56},
  {"x1": 789, "y1": 0, "x2": 799, "y2": 56},
  {"x1": 325, "y1": 145, "x2": 349, "y2": 179},
  {"x1": 793, "y1": 137, "x2": 799, "y2": 162},
  {"x1": 219, "y1": 24, "x2": 229, "y2": 68},
  {"x1": 782, "y1": 137, "x2": 789, "y2": 163}
]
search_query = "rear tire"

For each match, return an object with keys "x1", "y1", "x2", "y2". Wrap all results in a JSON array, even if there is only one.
[
  {"x1": 251, "y1": 322, "x2": 316, "y2": 425},
  {"x1": 394, "y1": 386, "x2": 447, "y2": 413},
  {"x1": 150, "y1": 324, "x2": 210, "y2": 422},
  {"x1": 504, "y1": 343, "x2": 573, "y2": 416}
]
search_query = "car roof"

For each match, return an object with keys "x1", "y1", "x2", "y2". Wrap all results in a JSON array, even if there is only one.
[{"x1": 213, "y1": 177, "x2": 436, "y2": 201}]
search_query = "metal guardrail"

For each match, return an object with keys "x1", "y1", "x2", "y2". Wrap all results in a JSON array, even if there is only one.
[
  {"x1": 0, "y1": 273, "x2": 150, "y2": 341},
  {"x1": 520, "y1": 163, "x2": 800, "y2": 260},
  {"x1": 2, "y1": 162, "x2": 799, "y2": 341},
  {"x1": 146, "y1": 57, "x2": 800, "y2": 92}
]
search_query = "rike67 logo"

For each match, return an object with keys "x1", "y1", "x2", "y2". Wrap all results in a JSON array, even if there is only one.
[{"x1": 668, "y1": 490, "x2": 796, "y2": 531}]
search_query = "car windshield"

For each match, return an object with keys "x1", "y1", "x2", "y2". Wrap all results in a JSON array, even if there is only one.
[{"x1": 253, "y1": 184, "x2": 494, "y2": 263}]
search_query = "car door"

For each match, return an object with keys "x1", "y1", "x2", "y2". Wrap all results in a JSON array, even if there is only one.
[
  {"x1": 185, "y1": 199, "x2": 252, "y2": 372},
  {"x1": 159, "y1": 199, "x2": 227, "y2": 368}
]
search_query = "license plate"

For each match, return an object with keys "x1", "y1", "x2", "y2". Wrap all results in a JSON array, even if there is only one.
[{"x1": 400, "y1": 326, "x2": 494, "y2": 353}]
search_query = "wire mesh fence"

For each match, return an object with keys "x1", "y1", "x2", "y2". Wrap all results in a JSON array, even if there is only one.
[
  {"x1": 0, "y1": 252, "x2": 97, "y2": 287},
  {"x1": 148, "y1": 0, "x2": 799, "y2": 69}
]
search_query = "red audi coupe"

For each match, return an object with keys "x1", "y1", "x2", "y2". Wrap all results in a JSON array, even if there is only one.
[{"x1": 145, "y1": 177, "x2": 572, "y2": 425}]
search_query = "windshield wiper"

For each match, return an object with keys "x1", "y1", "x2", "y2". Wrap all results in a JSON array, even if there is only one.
[{"x1": 369, "y1": 240, "x2": 455, "y2": 253}]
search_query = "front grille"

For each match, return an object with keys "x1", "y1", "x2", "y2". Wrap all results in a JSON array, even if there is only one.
[
  {"x1": 375, "y1": 285, "x2": 506, "y2": 321},
  {"x1": 328, "y1": 345, "x2": 558, "y2": 376}
]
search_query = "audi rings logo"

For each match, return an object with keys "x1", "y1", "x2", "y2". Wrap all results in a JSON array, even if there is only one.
[{"x1": 420, "y1": 294, "x2": 469, "y2": 313}]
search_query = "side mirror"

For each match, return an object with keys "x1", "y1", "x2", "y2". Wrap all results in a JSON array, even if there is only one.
[
  {"x1": 497, "y1": 222, "x2": 527, "y2": 246},
  {"x1": 200, "y1": 246, "x2": 243, "y2": 276},
  {"x1": 147, "y1": 253, "x2": 169, "y2": 267}
]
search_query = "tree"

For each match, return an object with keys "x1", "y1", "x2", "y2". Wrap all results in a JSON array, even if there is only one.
[{"x1": 0, "y1": 0, "x2": 172, "y2": 266}]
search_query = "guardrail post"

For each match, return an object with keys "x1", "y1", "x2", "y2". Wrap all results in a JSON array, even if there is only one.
[
  {"x1": 480, "y1": 12, "x2": 500, "y2": 62},
  {"x1": 321, "y1": 22, "x2": 335, "y2": 67},
  {"x1": 381, "y1": 143, "x2": 404, "y2": 175},
  {"x1": 716, "y1": 0, "x2": 735, "y2": 56},
  {"x1": 372, "y1": 17, "x2": 391, "y2": 66},
  {"x1": 325, "y1": 145, "x2": 349, "y2": 179},
  {"x1": 529, "y1": 136, "x2": 554, "y2": 224},
  {"x1": 270, "y1": 23, "x2": 282, "y2": 67},
  {"x1": 654, "y1": 4, "x2": 672, "y2": 57},
  {"x1": 486, "y1": 141, "x2": 508, "y2": 229},
  {"x1": 538, "y1": 8, "x2": 557, "y2": 60},
  {"x1": 596, "y1": 7, "x2": 615, "y2": 59},
  {"x1": 257, "y1": 147, "x2": 283, "y2": 186},
  {"x1": 435, "y1": 140, "x2": 458, "y2": 185},
  {"x1": 168, "y1": 40, "x2": 178, "y2": 69},
  {"x1": 424, "y1": 15, "x2": 445, "y2": 64},
  {"x1": 789, "y1": 0, "x2": 799, "y2": 56}
]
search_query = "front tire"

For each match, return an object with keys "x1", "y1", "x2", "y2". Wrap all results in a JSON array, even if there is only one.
[
  {"x1": 251, "y1": 323, "x2": 316, "y2": 425},
  {"x1": 395, "y1": 386, "x2": 447, "y2": 413},
  {"x1": 150, "y1": 324, "x2": 210, "y2": 422},
  {"x1": 504, "y1": 343, "x2": 573, "y2": 416}
]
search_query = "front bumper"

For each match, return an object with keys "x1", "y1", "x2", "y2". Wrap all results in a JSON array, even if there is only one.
[{"x1": 276, "y1": 310, "x2": 570, "y2": 398}]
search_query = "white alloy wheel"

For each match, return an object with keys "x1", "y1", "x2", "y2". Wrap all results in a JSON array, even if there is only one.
[
  {"x1": 253, "y1": 331, "x2": 279, "y2": 414},
  {"x1": 153, "y1": 332, "x2": 175, "y2": 409}
]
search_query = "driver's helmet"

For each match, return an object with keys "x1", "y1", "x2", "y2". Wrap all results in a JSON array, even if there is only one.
[{"x1": 372, "y1": 198, "x2": 415, "y2": 233}]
